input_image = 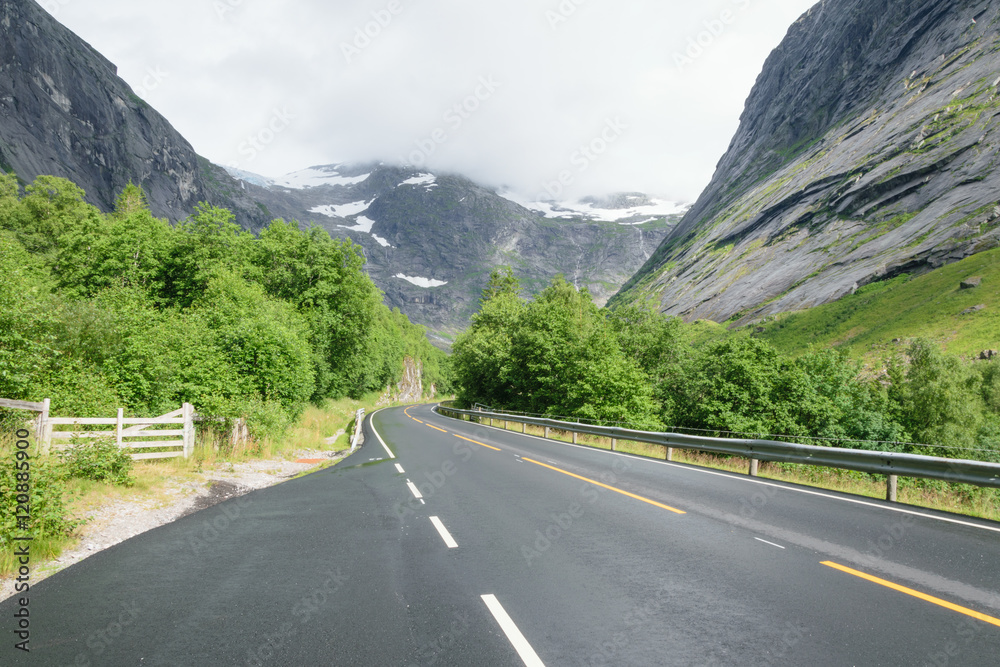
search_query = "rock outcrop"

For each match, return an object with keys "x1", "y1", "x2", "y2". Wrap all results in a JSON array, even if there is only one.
[
  {"x1": 614, "y1": 0, "x2": 1000, "y2": 324},
  {"x1": 0, "y1": 0, "x2": 269, "y2": 229}
]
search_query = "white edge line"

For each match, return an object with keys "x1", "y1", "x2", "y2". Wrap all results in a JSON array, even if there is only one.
[
  {"x1": 437, "y1": 409, "x2": 1000, "y2": 535},
  {"x1": 755, "y1": 537, "x2": 786, "y2": 549},
  {"x1": 368, "y1": 409, "x2": 396, "y2": 459},
  {"x1": 395, "y1": 463, "x2": 406, "y2": 474},
  {"x1": 406, "y1": 480, "x2": 423, "y2": 499},
  {"x1": 429, "y1": 516, "x2": 458, "y2": 548},
  {"x1": 480, "y1": 594, "x2": 545, "y2": 667}
]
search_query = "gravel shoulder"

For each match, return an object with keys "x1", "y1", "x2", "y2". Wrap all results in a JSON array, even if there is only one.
[{"x1": 1, "y1": 448, "x2": 350, "y2": 603}]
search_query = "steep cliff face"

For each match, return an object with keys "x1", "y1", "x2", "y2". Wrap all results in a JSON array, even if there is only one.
[
  {"x1": 0, "y1": 0, "x2": 268, "y2": 229},
  {"x1": 615, "y1": 0, "x2": 1000, "y2": 323}
]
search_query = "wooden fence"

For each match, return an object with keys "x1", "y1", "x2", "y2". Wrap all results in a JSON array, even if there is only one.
[
  {"x1": 2, "y1": 399, "x2": 254, "y2": 459},
  {"x1": 40, "y1": 404, "x2": 195, "y2": 460},
  {"x1": 1, "y1": 399, "x2": 195, "y2": 460}
]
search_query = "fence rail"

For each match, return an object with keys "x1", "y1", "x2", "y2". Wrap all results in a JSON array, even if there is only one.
[
  {"x1": 435, "y1": 405, "x2": 1000, "y2": 501},
  {"x1": 41, "y1": 404, "x2": 195, "y2": 460}
]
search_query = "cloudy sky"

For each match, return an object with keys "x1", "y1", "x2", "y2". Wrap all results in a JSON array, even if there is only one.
[{"x1": 44, "y1": 0, "x2": 817, "y2": 203}]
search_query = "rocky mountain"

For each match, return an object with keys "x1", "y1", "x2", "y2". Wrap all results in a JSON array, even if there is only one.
[
  {"x1": 0, "y1": 0, "x2": 269, "y2": 229},
  {"x1": 229, "y1": 163, "x2": 684, "y2": 341},
  {"x1": 614, "y1": 0, "x2": 1000, "y2": 324}
]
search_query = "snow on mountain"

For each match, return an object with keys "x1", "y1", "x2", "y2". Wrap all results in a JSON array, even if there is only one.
[
  {"x1": 309, "y1": 200, "x2": 371, "y2": 218},
  {"x1": 342, "y1": 215, "x2": 377, "y2": 234},
  {"x1": 273, "y1": 165, "x2": 371, "y2": 189},
  {"x1": 395, "y1": 274, "x2": 448, "y2": 288},
  {"x1": 400, "y1": 173, "x2": 438, "y2": 189},
  {"x1": 498, "y1": 190, "x2": 689, "y2": 223}
]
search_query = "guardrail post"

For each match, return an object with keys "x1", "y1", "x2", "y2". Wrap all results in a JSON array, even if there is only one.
[
  {"x1": 572, "y1": 431, "x2": 578, "y2": 444},
  {"x1": 611, "y1": 438, "x2": 617, "y2": 452},
  {"x1": 887, "y1": 474, "x2": 898, "y2": 502},
  {"x1": 666, "y1": 447, "x2": 673, "y2": 462},
  {"x1": 504, "y1": 419, "x2": 508, "y2": 431},
  {"x1": 544, "y1": 426, "x2": 550, "y2": 439},
  {"x1": 749, "y1": 458, "x2": 759, "y2": 477}
]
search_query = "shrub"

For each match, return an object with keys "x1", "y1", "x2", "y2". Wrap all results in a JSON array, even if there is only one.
[
  {"x1": 0, "y1": 453, "x2": 79, "y2": 546},
  {"x1": 58, "y1": 435, "x2": 135, "y2": 487}
]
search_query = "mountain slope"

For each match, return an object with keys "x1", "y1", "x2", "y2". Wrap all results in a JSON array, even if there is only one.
[
  {"x1": 0, "y1": 0, "x2": 269, "y2": 229},
  {"x1": 230, "y1": 164, "x2": 682, "y2": 338},
  {"x1": 614, "y1": 0, "x2": 1000, "y2": 324}
]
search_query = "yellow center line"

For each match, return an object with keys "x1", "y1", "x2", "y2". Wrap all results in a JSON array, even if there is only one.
[
  {"x1": 454, "y1": 434, "x2": 502, "y2": 452},
  {"x1": 821, "y1": 561, "x2": 1000, "y2": 628},
  {"x1": 522, "y1": 457, "x2": 686, "y2": 515},
  {"x1": 426, "y1": 424, "x2": 448, "y2": 433}
]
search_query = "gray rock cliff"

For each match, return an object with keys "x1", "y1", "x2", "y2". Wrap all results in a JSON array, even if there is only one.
[{"x1": 615, "y1": 0, "x2": 1000, "y2": 323}]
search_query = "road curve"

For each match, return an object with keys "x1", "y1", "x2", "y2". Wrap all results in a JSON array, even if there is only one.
[{"x1": 3, "y1": 403, "x2": 999, "y2": 665}]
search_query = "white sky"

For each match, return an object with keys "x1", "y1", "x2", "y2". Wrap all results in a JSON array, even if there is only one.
[{"x1": 42, "y1": 0, "x2": 817, "y2": 203}]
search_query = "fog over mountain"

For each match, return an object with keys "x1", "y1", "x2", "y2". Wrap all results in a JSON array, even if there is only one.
[{"x1": 43, "y1": 0, "x2": 818, "y2": 203}]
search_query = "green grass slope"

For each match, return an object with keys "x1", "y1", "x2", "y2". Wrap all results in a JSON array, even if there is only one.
[{"x1": 751, "y1": 248, "x2": 1000, "y2": 360}]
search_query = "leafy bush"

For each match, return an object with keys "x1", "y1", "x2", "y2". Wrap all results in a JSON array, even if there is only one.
[
  {"x1": 0, "y1": 452, "x2": 79, "y2": 546},
  {"x1": 58, "y1": 436, "x2": 135, "y2": 487}
]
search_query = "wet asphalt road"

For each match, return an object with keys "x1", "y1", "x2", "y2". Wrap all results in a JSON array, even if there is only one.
[{"x1": 3, "y1": 403, "x2": 1000, "y2": 665}]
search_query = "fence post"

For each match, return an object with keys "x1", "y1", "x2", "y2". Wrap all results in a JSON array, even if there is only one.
[
  {"x1": 116, "y1": 408, "x2": 124, "y2": 448},
  {"x1": 34, "y1": 397, "x2": 50, "y2": 446},
  {"x1": 886, "y1": 474, "x2": 898, "y2": 502},
  {"x1": 183, "y1": 403, "x2": 194, "y2": 459},
  {"x1": 749, "y1": 459, "x2": 759, "y2": 477}
]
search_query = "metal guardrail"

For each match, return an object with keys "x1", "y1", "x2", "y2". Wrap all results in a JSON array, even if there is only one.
[{"x1": 435, "y1": 405, "x2": 1000, "y2": 500}]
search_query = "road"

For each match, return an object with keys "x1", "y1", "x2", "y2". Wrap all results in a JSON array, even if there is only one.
[{"x1": 3, "y1": 403, "x2": 1000, "y2": 665}]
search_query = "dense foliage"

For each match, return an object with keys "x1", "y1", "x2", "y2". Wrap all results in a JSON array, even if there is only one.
[
  {"x1": 453, "y1": 269, "x2": 1000, "y2": 462},
  {"x1": 0, "y1": 175, "x2": 450, "y2": 437}
]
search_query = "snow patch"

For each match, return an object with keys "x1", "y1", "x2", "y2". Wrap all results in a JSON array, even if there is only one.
[
  {"x1": 341, "y1": 215, "x2": 377, "y2": 234},
  {"x1": 499, "y1": 190, "x2": 688, "y2": 223},
  {"x1": 372, "y1": 234, "x2": 393, "y2": 248},
  {"x1": 274, "y1": 166, "x2": 370, "y2": 189},
  {"x1": 395, "y1": 274, "x2": 447, "y2": 288},
  {"x1": 310, "y1": 200, "x2": 371, "y2": 218},
  {"x1": 400, "y1": 173, "x2": 438, "y2": 189}
]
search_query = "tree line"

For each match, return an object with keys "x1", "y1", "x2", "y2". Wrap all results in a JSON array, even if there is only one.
[
  {"x1": 453, "y1": 268, "x2": 1000, "y2": 463},
  {"x1": 0, "y1": 175, "x2": 450, "y2": 436}
]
